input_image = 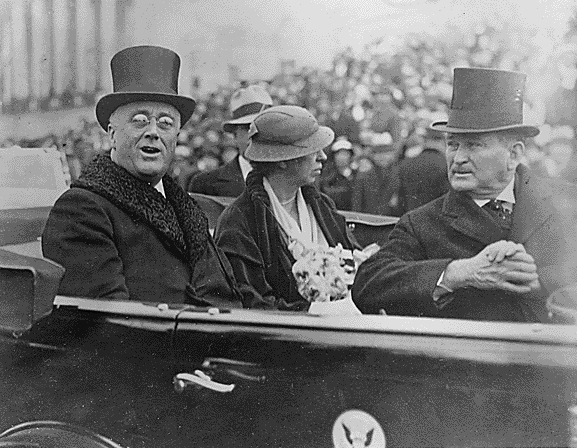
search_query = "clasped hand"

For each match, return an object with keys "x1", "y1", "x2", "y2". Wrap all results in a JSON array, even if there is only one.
[{"x1": 445, "y1": 240, "x2": 541, "y2": 294}]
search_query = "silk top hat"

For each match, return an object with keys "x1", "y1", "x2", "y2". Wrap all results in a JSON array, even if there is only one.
[
  {"x1": 96, "y1": 45, "x2": 196, "y2": 130},
  {"x1": 245, "y1": 105, "x2": 335, "y2": 162},
  {"x1": 223, "y1": 85, "x2": 273, "y2": 133},
  {"x1": 430, "y1": 67, "x2": 539, "y2": 137}
]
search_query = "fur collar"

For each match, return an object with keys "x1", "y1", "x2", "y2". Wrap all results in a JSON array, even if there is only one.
[{"x1": 73, "y1": 154, "x2": 209, "y2": 266}]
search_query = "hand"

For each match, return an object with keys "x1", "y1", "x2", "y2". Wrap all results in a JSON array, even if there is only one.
[
  {"x1": 483, "y1": 240, "x2": 526, "y2": 263},
  {"x1": 444, "y1": 241, "x2": 540, "y2": 294}
]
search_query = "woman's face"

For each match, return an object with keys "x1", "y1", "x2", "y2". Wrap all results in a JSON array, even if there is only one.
[{"x1": 285, "y1": 149, "x2": 328, "y2": 187}]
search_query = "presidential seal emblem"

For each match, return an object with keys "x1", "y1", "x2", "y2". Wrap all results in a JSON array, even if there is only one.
[{"x1": 332, "y1": 409, "x2": 386, "y2": 448}]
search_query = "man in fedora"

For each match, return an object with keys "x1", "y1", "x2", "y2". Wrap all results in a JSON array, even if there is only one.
[
  {"x1": 188, "y1": 84, "x2": 273, "y2": 197},
  {"x1": 42, "y1": 45, "x2": 242, "y2": 306},
  {"x1": 353, "y1": 67, "x2": 577, "y2": 322}
]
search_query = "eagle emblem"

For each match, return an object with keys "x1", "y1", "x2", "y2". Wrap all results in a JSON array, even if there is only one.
[{"x1": 332, "y1": 409, "x2": 386, "y2": 448}]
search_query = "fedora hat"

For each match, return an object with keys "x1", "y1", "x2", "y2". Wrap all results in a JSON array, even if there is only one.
[
  {"x1": 245, "y1": 105, "x2": 334, "y2": 162},
  {"x1": 222, "y1": 85, "x2": 273, "y2": 133},
  {"x1": 431, "y1": 67, "x2": 539, "y2": 137},
  {"x1": 96, "y1": 45, "x2": 196, "y2": 130}
]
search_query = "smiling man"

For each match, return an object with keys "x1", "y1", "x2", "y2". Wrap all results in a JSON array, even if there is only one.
[
  {"x1": 42, "y1": 46, "x2": 242, "y2": 306},
  {"x1": 352, "y1": 68, "x2": 577, "y2": 322}
]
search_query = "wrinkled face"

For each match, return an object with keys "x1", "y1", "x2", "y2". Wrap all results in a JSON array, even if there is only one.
[
  {"x1": 445, "y1": 132, "x2": 522, "y2": 199},
  {"x1": 285, "y1": 149, "x2": 328, "y2": 187},
  {"x1": 108, "y1": 101, "x2": 181, "y2": 185}
]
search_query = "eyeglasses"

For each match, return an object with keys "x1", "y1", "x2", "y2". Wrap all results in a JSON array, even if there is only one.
[{"x1": 131, "y1": 113, "x2": 175, "y2": 131}]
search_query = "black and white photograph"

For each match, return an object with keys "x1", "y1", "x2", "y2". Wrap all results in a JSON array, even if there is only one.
[{"x1": 1, "y1": 0, "x2": 577, "y2": 446}]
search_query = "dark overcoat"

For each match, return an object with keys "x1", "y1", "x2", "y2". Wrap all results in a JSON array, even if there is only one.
[
  {"x1": 42, "y1": 155, "x2": 242, "y2": 307},
  {"x1": 215, "y1": 171, "x2": 360, "y2": 311},
  {"x1": 187, "y1": 156, "x2": 245, "y2": 197},
  {"x1": 352, "y1": 165, "x2": 577, "y2": 322},
  {"x1": 397, "y1": 148, "x2": 449, "y2": 214}
]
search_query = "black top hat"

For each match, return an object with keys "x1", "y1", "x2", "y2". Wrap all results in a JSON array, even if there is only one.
[
  {"x1": 95, "y1": 46, "x2": 196, "y2": 130},
  {"x1": 431, "y1": 68, "x2": 539, "y2": 137}
]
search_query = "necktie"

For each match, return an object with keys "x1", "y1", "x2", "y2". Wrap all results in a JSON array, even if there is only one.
[{"x1": 483, "y1": 199, "x2": 513, "y2": 230}]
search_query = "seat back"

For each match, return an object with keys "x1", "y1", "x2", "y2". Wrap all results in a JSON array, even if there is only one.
[
  {"x1": 189, "y1": 193, "x2": 398, "y2": 246},
  {"x1": 189, "y1": 193, "x2": 234, "y2": 234},
  {"x1": 0, "y1": 147, "x2": 68, "y2": 247}
]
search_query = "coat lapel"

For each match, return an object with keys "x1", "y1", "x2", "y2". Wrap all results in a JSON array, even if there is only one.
[
  {"x1": 508, "y1": 165, "x2": 554, "y2": 243},
  {"x1": 74, "y1": 155, "x2": 209, "y2": 266},
  {"x1": 442, "y1": 190, "x2": 506, "y2": 245}
]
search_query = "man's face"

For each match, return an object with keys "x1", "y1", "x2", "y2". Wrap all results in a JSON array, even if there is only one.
[
  {"x1": 108, "y1": 101, "x2": 180, "y2": 184},
  {"x1": 445, "y1": 132, "x2": 521, "y2": 199},
  {"x1": 233, "y1": 125, "x2": 251, "y2": 157}
]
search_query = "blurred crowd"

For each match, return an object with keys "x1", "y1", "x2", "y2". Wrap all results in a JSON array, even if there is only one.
[{"x1": 4, "y1": 25, "x2": 577, "y2": 215}]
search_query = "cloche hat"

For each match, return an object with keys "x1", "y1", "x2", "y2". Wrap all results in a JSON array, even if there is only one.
[
  {"x1": 96, "y1": 45, "x2": 196, "y2": 130},
  {"x1": 222, "y1": 85, "x2": 273, "y2": 133},
  {"x1": 430, "y1": 67, "x2": 539, "y2": 137},
  {"x1": 245, "y1": 105, "x2": 335, "y2": 162}
]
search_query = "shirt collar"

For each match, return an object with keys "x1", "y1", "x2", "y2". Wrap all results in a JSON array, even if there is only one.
[
  {"x1": 110, "y1": 148, "x2": 165, "y2": 197},
  {"x1": 238, "y1": 154, "x2": 253, "y2": 180},
  {"x1": 473, "y1": 177, "x2": 516, "y2": 207}
]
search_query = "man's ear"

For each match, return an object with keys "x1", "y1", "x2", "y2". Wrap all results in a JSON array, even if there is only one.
[
  {"x1": 508, "y1": 141, "x2": 525, "y2": 170},
  {"x1": 278, "y1": 161, "x2": 288, "y2": 170},
  {"x1": 107, "y1": 123, "x2": 115, "y2": 143}
]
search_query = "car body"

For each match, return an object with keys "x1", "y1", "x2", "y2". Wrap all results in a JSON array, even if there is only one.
[{"x1": 1, "y1": 149, "x2": 577, "y2": 447}]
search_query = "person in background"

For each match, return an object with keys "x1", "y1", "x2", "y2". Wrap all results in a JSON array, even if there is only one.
[
  {"x1": 353, "y1": 68, "x2": 577, "y2": 322},
  {"x1": 42, "y1": 45, "x2": 242, "y2": 307},
  {"x1": 351, "y1": 142, "x2": 403, "y2": 216},
  {"x1": 188, "y1": 84, "x2": 273, "y2": 197},
  {"x1": 215, "y1": 106, "x2": 360, "y2": 310},
  {"x1": 397, "y1": 127, "x2": 450, "y2": 214},
  {"x1": 319, "y1": 136, "x2": 355, "y2": 210}
]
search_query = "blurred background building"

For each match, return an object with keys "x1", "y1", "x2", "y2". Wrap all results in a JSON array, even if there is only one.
[{"x1": 1, "y1": 0, "x2": 577, "y2": 203}]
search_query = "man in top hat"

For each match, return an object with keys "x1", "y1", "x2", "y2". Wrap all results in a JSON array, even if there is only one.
[
  {"x1": 188, "y1": 84, "x2": 273, "y2": 197},
  {"x1": 42, "y1": 45, "x2": 242, "y2": 307},
  {"x1": 352, "y1": 67, "x2": 577, "y2": 322}
]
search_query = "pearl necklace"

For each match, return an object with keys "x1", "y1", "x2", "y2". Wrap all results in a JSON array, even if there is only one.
[{"x1": 280, "y1": 195, "x2": 296, "y2": 206}]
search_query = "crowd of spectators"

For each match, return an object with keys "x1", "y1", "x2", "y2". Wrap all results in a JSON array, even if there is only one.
[{"x1": 4, "y1": 24, "x2": 577, "y2": 207}]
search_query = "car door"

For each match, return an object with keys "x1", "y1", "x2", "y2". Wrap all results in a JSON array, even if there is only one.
[
  {"x1": 0, "y1": 297, "x2": 180, "y2": 448},
  {"x1": 171, "y1": 310, "x2": 577, "y2": 448}
]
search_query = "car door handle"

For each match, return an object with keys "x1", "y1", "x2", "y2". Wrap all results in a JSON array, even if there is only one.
[{"x1": 173, "y1": 370, "x2": 235, "y2": 393}]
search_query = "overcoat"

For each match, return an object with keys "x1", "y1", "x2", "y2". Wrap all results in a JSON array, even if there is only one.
[
  {"x1": 397, "y1": 148, "x2": 449, "y2": 214},
  {"x1": 215, "y1": 171, "x2": 360, "y2": 310},
  {"x1": 352, "y1": 165, "x2": 577, "y2": 322},
  {"x1": 42, "y1": 155, "x2": 242, "y2": 307},
  {"x1": 187, "y1": 156, "x2": 245, "y2": 197}
]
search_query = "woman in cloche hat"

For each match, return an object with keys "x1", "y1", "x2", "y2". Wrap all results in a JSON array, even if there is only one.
[{"x1": 215, "y1": 105, "x2": 360, "y2": 311}]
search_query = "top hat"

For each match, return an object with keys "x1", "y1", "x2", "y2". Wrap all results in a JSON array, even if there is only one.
[
  {"x1": 95, "y1": 46, "x2": 196, "y2": 130},
  {"x1": 431, "y1": 68, "x2": 539, "y2": 137},
  {"x1": 222, "y1": 85, "x2": 273, "y2": 133},
  {"x1": 244, "y1": 105, "x2": 334, "y2": 162}
]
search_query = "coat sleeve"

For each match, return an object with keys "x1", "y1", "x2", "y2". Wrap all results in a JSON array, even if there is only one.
[
  {"x1": 41, "y1": 189, "x2": 130, "y2": 299},
  {"x1": 351, "y1": 212, "x2": 451, "y2": 316},
  {"x1": 215, "y1": 205, "x2": 307, "y2": 311}
]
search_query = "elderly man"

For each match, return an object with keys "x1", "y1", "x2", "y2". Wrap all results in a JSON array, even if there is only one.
[
  {"x1": 42, "y1": 46, "x2": 241, "y2": 306},
  {"x1": 353, "y1": 68, "x2": 577, "y2": 322},
  {"x1": 188, "y1": 84, "x2": 273, "y2": 197}
]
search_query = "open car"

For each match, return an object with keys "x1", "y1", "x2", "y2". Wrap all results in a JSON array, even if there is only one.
[{"x1": 1, "y1": 147, "x2": 577, "y2": 448}]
